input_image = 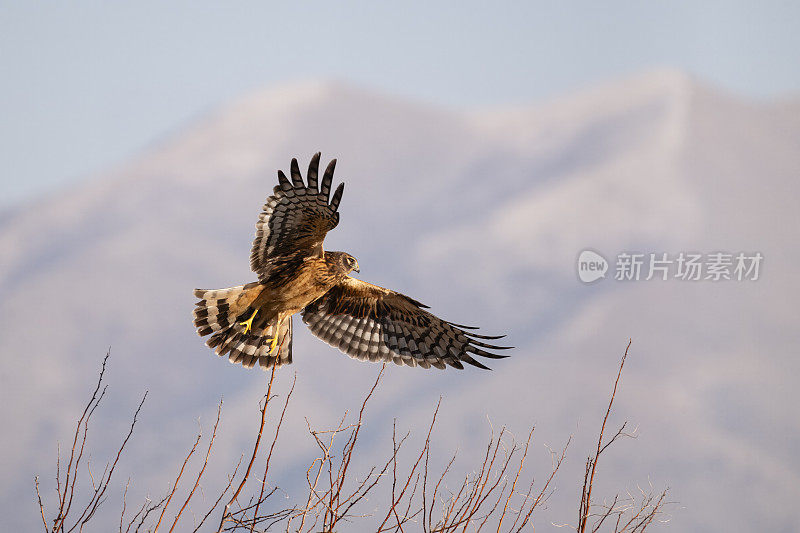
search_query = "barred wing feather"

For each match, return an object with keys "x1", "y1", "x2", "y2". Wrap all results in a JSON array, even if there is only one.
[
  {"x1": 301, "y1": 277, "x2": 511, "y2": 370},
  {"x1": 250, "y1": 152, "x2": 344, "y2": 280}
]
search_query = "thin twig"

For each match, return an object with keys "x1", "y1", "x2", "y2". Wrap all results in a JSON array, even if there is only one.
[
  {"x1": 218, "y1": 364, "x2": 278, "y2": 531},
  {"x1": 578, "y1": 339, "x2": 631, "y2": 533},
  {"x1": 168, "y1": 398, "x2": 224, "y2": 532},
  {"x1": 249, "y1": 374, "x2": 296, "y2": 532}
]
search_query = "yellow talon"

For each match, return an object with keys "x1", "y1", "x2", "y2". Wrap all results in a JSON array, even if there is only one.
[
  {"x1": 267, "y1": 335, "x2": 279, "y2": 354},
  {"x1": 239, "y1": 309, "x2": 258, "y2": 333}
]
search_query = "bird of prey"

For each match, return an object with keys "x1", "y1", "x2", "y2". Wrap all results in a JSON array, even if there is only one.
[{"x1": 193, "y1": 154, "x2": 510, "y2": 370}]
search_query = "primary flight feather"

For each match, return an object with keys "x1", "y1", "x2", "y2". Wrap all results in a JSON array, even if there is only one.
[{"x1": 193, "y1": 153, "x2": 511, "y2": 370}]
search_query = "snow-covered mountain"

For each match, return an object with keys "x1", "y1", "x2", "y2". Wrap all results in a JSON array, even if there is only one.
[{"x1": 1, "y1": 69, "x2": 798, "y2": 532}]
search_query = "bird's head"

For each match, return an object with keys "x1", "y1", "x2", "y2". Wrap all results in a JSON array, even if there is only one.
[
  {"x1": 343, "y1": 253, "x2": 360, "y2": 274},
  {"x1": 330, "y1": 251, "x2": 359, "y2": 275}
]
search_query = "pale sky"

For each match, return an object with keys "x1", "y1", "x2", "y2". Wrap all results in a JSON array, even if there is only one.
[{"x1": 1, "y1": 1, "x2": 798, "y2": 210}]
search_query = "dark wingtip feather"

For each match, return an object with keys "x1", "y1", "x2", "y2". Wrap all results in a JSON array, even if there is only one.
[
  {"x1": 469, "y1": 338, "x2": 514, "y2": 350},
  {"x1": 321, "y1": 158, "x2": 337, "y2": 198},
  {"x1": 448, "y1": 359, "x2": 465, "y2": 370},
  {"x1": 467, "y1": 346, "x2": 511, "y2": 359},
  {"x1": 400, "y1": 295, "x2": 429, "y2": 309},
  {"x1": 277, "y1": 170, "x2": 292, "y2": 191},
  {"x1": 290, "y1": 158, "x2": 304, "y2": 186},
  {"x1": 307, "y1": 152, "x2": 321, "y2": 191},
  {"x1": 463, "y1": 331, "x2": 506, "y2": 340},
  {"x1": 446, "y1": 321, "x2": 480, "y2": 330},
  {"x1": 476, "y1": 352, "x2": 511, "y2": 360},
  {"x1": 461, "y1": 354, "x2": 491, "y2": 370},
  {"x1": 330, "y1": 182, "x2": 345, "y2": 211}
]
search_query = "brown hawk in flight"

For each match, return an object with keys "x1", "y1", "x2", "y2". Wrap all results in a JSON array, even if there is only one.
[{"x1": 193, "y1": 154, "x2": 510, "y2": 370}]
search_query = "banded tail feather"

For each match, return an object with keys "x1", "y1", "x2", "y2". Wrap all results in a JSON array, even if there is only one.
[{"x1": 193, "y1": 284, "x2": 293, "y2": 370}]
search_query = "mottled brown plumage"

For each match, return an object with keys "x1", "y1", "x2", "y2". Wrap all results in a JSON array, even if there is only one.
[{"x1": 193, "y1": 153, "x2": 510, "y2": 371}]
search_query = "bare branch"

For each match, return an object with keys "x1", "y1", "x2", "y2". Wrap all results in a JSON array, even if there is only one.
[
  {"x1": 218, "y1": 364, "x2": 278, "y2": 531},
  {"x1": 36, "y1": 476, "x2": 49, "y2": 532},
  {"x1": 68, "y1": 391, "x2": 148, "y2": 533},
  {"x1": 192, "y1": 455, "x2": 243, "y2": 533},
  {"x1": 168, "y1": 398, "x2": 224, "y2": 532},
  {"x1": 249, "y1": 374, "x2": 296, "y2": 532},
  {"x1": 578, "y1": 339, "x2": 631, "y2": 533},
  {"x1": 38, "y1": 341, "x2": 669, "y2": 533}
]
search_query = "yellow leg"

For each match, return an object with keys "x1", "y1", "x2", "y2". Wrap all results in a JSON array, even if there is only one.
[
  {"x1": 266, "y1": 335, "x2": 279, "y2": 354},
  {"x1": 239, "y1": 308, "x2": 258, "y2": 334}
]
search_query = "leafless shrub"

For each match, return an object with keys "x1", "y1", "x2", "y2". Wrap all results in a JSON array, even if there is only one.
[
  {"x1": 36, "y1": 341, "x2": 669, "y2": 532},
  {"x1": 573, "y1": 340, "x2": 671, "y2": 532},
  {"x1": 36, "y1": 350, "x2": 148, "y2": 533}
]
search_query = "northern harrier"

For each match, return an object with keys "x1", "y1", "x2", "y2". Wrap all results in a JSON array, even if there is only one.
[{"x1": 193, "y1": 154, "x2": 510, "y2": 370}]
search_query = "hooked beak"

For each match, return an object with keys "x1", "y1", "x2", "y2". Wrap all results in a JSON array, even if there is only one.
[{"x1": 354, "y1": 262, "x2": 360, "y2": 273}]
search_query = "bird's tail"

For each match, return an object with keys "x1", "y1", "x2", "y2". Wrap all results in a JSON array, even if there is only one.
[{"x1": 193, "y1": 284, "x2": 293, "y2": 370}]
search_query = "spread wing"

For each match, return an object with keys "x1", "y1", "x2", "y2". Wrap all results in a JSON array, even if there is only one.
[
  {"x1": 301, "y1": 277, "x2": 511, "y2": 370},
  {"x1": 250, "y1": 153, "x2": 344, "y2": 280}
]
